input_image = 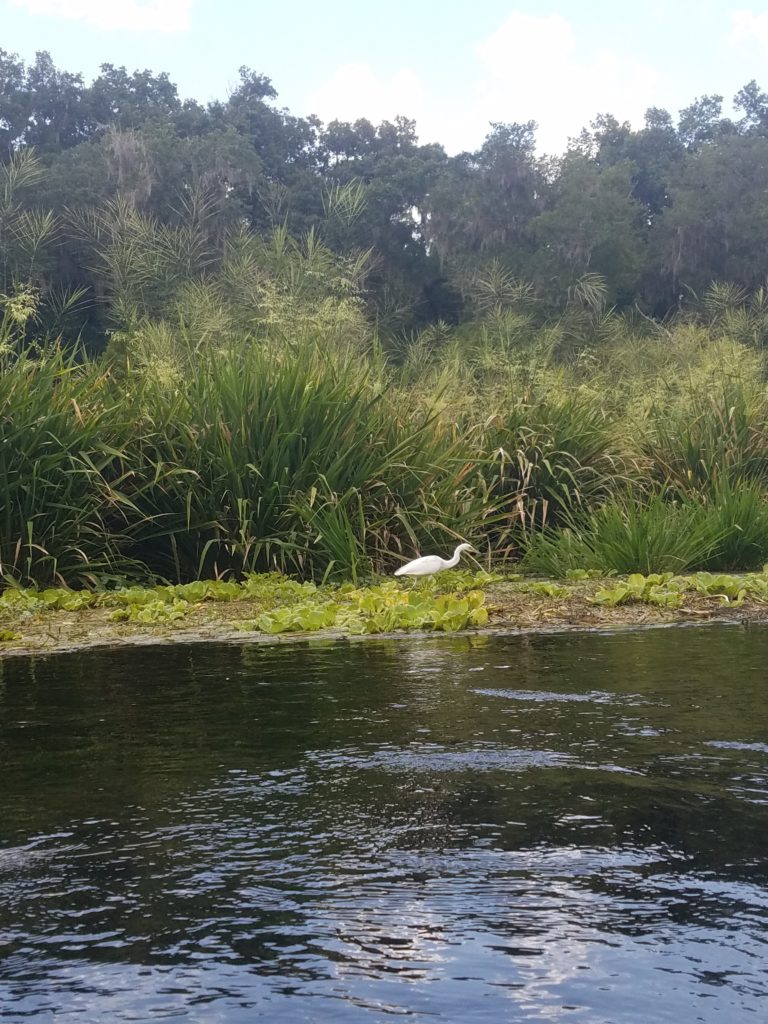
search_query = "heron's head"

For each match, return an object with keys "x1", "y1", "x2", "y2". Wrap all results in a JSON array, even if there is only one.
[{"x1": 456, "y1": 543, "x2": 476, "y2": 554}]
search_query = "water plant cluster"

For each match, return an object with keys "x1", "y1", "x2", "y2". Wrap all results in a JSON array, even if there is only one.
[
  {"x1": 5, "y1": 568, "x2": 768, "y2": 648},
  {"x1": 590, "y1": 569, "x2": 768, "y2": 608},
  {"x1": 0, "y1": 571, "x2": 493, "y2": 636}
]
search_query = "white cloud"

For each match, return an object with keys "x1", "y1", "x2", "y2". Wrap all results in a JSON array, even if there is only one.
[
  {"x1": 306, "y1": 64, "x2": 428, "y2": 129},
  {"x1": 729, "y1": 8, "x2": 768, "y2": 49},
  {"x1": 472, "y1": 11, "x2": 663, "y2": 154},
  {"x1": 306, "y1": 63, "x2": 470, "y2": 155},
  {"x1": 306, "y1": 11, "x2": 664, "y2": 156},
  {"x1": 8, "y1": 0, "x2": 192, "y2": 32}
]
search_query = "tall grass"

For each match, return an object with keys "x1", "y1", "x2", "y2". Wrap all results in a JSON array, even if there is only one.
[
  {"x1": 478, "y1": 392, "x2": 626, "y2": 530},
  {"x1": 5, "y1": 310, "x2": 768, "y2": 588},
  {"x1": 0, "y1": 348, "x2": 134, "y2": 585},
  {"x1": 641, "y1": 381, "x2": 768, "y2": 494},
  {"x1": 525, "y1": 485, "x2": 768, "y2": 576},
  {"x1": 111, "y1": 338, "x2": 498, "y2": 581},
  {"x1": 699, "y1": 480, "x2": 768, "y2": 571},
  {"x1": 524, "y1": 493, "x2": 720, "y2": 576}
]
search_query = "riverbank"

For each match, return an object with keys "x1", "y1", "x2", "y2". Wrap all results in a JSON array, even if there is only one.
[{"x1": 2, "y1": 571, "x2": 768, "y2": 659}]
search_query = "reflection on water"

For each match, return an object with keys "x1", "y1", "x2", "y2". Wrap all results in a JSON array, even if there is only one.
[{"x1": 1, "y1": 625, "x2": 767, "y2": 1022}]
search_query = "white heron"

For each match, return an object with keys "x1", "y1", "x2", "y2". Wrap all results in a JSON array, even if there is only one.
[{"x1": 394, "y1": 543, "x2": 476, "y2": 577}]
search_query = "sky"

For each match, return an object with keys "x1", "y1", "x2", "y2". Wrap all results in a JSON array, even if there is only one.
[{"x1": 3, "y1": 1, "x2": 768, "y2": 154}]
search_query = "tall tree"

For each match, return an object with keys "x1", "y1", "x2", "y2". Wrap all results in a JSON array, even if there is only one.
[
  {"x1": 532, "y1": 155, "x2": 647, "y2": 305},
  {"x1": 426, "y1": 121, "x2": 546, "y2": 292}
]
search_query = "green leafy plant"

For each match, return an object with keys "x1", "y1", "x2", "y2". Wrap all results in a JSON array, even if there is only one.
[
  {"x1": 591, "y1": 573, "x2": 684, "y2": 608},
  {"x1": 235, "y1": 580, "x2": 489, "y2": 635},
  {"x1": 685, "y1": 568, "x2": 768, "y2": 604},
  {"x1": 109, "y1": 598, "x2": 191, "y2": 624},
  {"x1": 251, "y1": 601, "x2": 340, "y2": 634},
  {"x1": 514, "y1": 581, "x2": 572, "y2": 598}
]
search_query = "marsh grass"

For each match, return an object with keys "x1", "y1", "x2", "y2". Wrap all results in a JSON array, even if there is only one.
[
  {"x1": 0, "y1": 347, "x2": 137, "y2": 585},
  {"x1": 524, "y1": 483, "x2": 768, "y2": 577},
  {"x1": 5, "y1": 311, "x2": 768, "y2": 588},
  {"x1": 111, "y1": 338, "x2": 499, "y2": 581},
  {"x1": 641, "y1": 381, "x2": 768, "y2": 494},
  {"x1": 698, "y1": 480, "x2": 768, "y2": 570},
  {"x1": 523, "y1": 493, "x2": 721, "y2": 576}
]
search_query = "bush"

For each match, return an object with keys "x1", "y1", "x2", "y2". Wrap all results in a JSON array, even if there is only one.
[
  {"x1": 0, "y1": 348, "x2": 134, "y2": 585},
  {"x1": 524, "y1": 493, "x2": 721, "y2": 576},
  {"x1": 113, "y1": 338, "x2": 497, "y2": 582}
]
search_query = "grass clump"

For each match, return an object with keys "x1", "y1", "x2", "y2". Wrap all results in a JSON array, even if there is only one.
[
  {"x1": 113, "y1": 339, "x2": 495, "y2": 583},
  {"x1": 523, "y1": 494, "x2": 720, "y2": 576},
  {"x1": 524, "y1": 484, "x2": 768, "y2": 577},
  {"x1": 0, "y1": 347, "x2": 134, "y2": 586}
]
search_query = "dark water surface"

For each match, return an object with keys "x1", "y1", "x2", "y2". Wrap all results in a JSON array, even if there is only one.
[{"x1": 1, "y1": 625, "x2": 767, "y2": 1022}]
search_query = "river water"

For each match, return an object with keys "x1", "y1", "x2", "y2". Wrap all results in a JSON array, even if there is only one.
[{"x1": 1, "y1": 625, "x2": 767, "y2": 1022}]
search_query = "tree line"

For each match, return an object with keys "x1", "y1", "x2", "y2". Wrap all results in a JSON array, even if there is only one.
[{"x1": 4, "y1": 47, "x2": 768, "y2": 345}]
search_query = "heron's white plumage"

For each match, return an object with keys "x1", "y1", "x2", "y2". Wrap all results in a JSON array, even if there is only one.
[{"x1": 394, "y1": 543, "x2": 474, "y2": 577}]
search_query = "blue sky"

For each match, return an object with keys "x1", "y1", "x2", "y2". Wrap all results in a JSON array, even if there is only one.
[{"x1": 3, "y1": 1, "x2": 768, "y2": 153}]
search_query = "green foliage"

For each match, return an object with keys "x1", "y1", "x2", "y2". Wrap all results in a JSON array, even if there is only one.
[
  {"x1": 479, "y1": 391, "x2": 622, "y2": 530},
  {"x1": 11, "y1": 56, "x2": 768, "y2": 593},
  {"x1": 160, "y1": 579, "x2": 244, "y2": 603},
  {"x1": 686, "y1": 569, "x2": 768, "y2": 604},
  {"x1": 591, "y1": 573, "x2": 684, "y2": 608},
  {"x1": 0, "y1": 346, "x2": 135, "y2": 586},
  {"x1": 686, "y1": 572, "x2": 749, "y2": 602},
  {"x1": 0, "y1": 149, "x2": 55, "y2": 294},
  {"x1": 240, "y1": 572, "x2": 318, "y2": 603},
  {"x1": 591, "y1": 567, "x2": 768, "y2": 609},
  {"x1": 414, "y1": 568, "x2": 506, "y2": 592},
  {"x1": 9, "y1": 50, "x2": 768, "y2": 340},
  {"x1": 0, "y1": 588, "x2": 45, "y2": 613},
  {"x1": 113, "y1": 339, "x2": 494, "y2": 582},
  {"x1": 698, "y1": 481, "x2": 768, "y2": 570},
  {"x1": 0, "y1": 572, "x2": 317, "y2": 623},
  {"x1": 7, "y1": 314, "x2": 768, "y2": 590},
  {"x1": 236, "y1": 580, "x2": 489, "y2": 635},
  {"x1": 641, "y1": 380, "x2": 768, "y2": 494},
  {"x1": 8, "y1": 563, "x2": 768, "y2": 646},
  {"x1": 347, "y1": 585, "x2": 488, "y2": 634},
  {"x1": 515, "y1": 581, "x2": 572, "y2": 598},
  {"x1": 109, "y1": 598, "x2": 190, "y2": 624},
  {"x1": 0, "y1": 571, "x2": 492, "y2": 638},
  {"x1": 526, "y1": 480, "x2": 768, "y2": 579},
  {"x1": 251, "y1": 601, "x2": 341, "y2": 634},
  {"x1": 524, "y1": 494, "x2": 721, "y2": 576}
]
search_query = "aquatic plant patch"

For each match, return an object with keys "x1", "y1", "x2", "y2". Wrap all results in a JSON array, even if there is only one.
[
  {"x1": 591, "y1": 573, "x2": 685, "y2": 608},
  {"x1": 236, "y1": 582, "x2": 490, "y2": 635},
  {"x1": 4, "y1": 567, "x2": 768, "y2": 657},
  {"x1": 0, "y1": 571, "x2": 496, "y2": 637}
]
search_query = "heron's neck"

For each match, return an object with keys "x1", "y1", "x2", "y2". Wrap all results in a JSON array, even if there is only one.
[{"x1": 446, "y1": 546, "x2": 463, "y2": 568}]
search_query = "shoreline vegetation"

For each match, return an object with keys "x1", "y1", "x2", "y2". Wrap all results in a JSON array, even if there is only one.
[
  {"x1": 7, "y1": 58, "x2": 768, "y2": 638},
  {"x1": 3, "y1": 569, "x2": 768, "y2": 659},
  {"x1": 7, "y1": 327, "x2": 768, "y2": 595}
]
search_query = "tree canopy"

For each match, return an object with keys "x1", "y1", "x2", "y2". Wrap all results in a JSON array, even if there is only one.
[{"x1": 3, "y1": 47, "x2": 768, "y2": 344}]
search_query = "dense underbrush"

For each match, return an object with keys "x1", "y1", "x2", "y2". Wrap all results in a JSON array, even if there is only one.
[{"x1": 4, "y1": 315, "x2": 768, "y2": 588}]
